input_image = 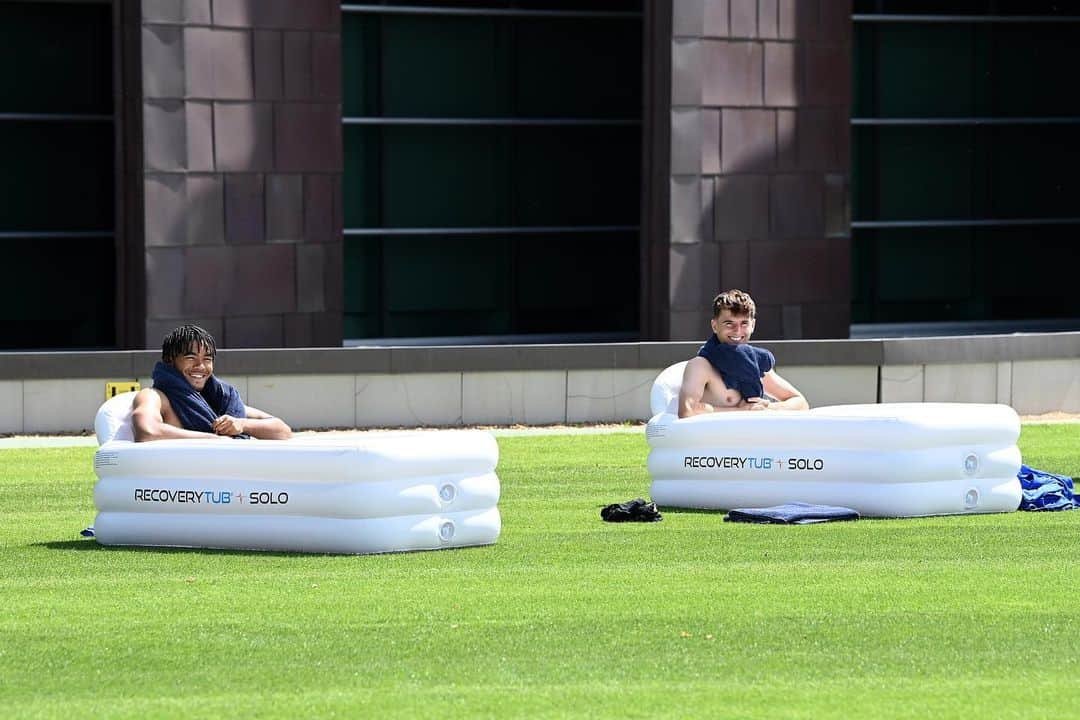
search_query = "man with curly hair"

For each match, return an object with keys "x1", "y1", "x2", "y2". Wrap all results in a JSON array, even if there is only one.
[{"x1": 678, "y1": 289, "x2": 809, "y2": 418}]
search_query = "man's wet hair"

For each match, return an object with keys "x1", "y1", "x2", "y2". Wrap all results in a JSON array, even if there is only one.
[
  {"x1": 161, "y1": 325, "x2": 218, "y2": 364},
  {"x1": 711, "y1": 289, "x2": 757, "y2": 319}
]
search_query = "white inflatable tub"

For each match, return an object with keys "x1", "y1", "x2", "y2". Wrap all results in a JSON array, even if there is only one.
[
  {"x1": 647, "y1": 362, "x2": 1022, "y2": 517},
  {"x1": 92, "y1": 392, "x2": 501, "y2": 554}
]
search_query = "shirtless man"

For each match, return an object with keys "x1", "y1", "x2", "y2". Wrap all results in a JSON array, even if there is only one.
[
  {"x1": 131, "y1": 325, "x2": 292, "y2": 441},
  {"x1": 678, "y1": 289, "x2": 809, "y2": 418}
]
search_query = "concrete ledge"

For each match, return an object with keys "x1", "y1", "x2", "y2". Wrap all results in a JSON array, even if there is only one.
[
  {"x1": 879, "y1": 333, "x2": 1080, "y2": 365},
  {"x1": 3, "y1": 332, "x2": 1077, "y2": 380},
  {"x1": 2, "y1": 333, "x2": 1078, "y2": 433}
]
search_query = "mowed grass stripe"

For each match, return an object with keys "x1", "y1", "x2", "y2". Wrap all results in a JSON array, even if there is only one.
[{"x1": 1, "y1": 427, "x2": 1079, "y2": 718}]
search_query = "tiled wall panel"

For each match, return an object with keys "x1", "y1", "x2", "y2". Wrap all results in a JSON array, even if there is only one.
[
  {"x1": 880, "y1": 365, "x2": 924, "y2": 403},
  {"x1": 462, "y1": 372, "x2": 567, "y2": 426},
  {"x1": 355, "y1": 373, "x2": 463, "y2": 427},
  {"x1": 139, "y1": 1, "x2": 343, "y2": 349},
  {"x1": 1011, "y1": 359, "x2": 1080, "y2": 415},
  {"x1": 246, "y1": 374, "x2": 354, "y2": 428},
  {"x1": 924, "y1": 363, "x2": 998, "y2": 404},
  {"x1": 667, "y1": 0, "x2": 852, "y2": 341},
  {"x1": 0, "y1": 381, "x2": 23, "y2": 434},
  {"x1": 567, "y1": 369, "x2": 658, "y2": 423},
  {"x1": 23, "y1": 379, "x2": 115, "y2": 433}
]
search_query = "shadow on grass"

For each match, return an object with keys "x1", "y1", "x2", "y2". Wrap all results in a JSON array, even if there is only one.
[
  {"x1": 34, "y1": 539, "x2": 304, "y2": 557},
  {"x1": 594, "y1": 503, "x2": 726, "y2": 516},
  {"x1": 657, "y1": 507, "x2": 728, "y2": 515},
  {"x1": 34, "y1": 539, "x2": 489, "y2": 558},
  {"x1": 37, "y1": 539, "x2": 104, "y2": 551}
]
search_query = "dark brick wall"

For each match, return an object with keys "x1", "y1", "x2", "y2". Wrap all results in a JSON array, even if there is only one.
[
  {"x1": 138, "y1": 0, "x2": 343, "y2": 349},
  {"x1": 666, "y1": 0, "x2": 851, "y2": 340}
]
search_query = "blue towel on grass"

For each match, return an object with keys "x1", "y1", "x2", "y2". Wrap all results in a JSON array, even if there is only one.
[
  {"x1": 1018, "y1": 464, "x2": 1077, "y2": 511},
  {"x1": 724, "y1": 502, "x2": 860, "y2": 524},
  {"x1": 151, "y1": 361, "x2": 248, "y2": 437},
  {"x1": 697, "y1": 335, "x2": 775, "y2": 400}
]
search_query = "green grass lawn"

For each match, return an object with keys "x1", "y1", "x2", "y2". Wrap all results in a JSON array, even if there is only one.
[{"x1": 2, "y1": 426, "x2": 1079, "y2": 719}]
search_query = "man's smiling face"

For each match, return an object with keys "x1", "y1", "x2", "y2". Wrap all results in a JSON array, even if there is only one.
[
  {"x1": 711, "y1": 309, "x2": 755, "y2": 345},
  {"x1": 171, "y1": 342, "x2": 214, "y2": 390}
]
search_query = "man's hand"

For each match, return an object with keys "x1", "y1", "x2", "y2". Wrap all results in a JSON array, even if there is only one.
[
  {"x1": 212, "y1": 415, "x2": 246, "y2": 436},
  {"x1": 761, "y1": 370, "x2": 809, "y2": 410},
  {"x1": 682, "y1": 398, "x2": 716, "y2": 416}
]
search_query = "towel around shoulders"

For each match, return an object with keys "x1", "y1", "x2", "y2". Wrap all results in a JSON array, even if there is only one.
[
  {"x1": 151, "y1": 361, "x2": 247, "y2": 436},
  {"x1": 697, "y1": 335, "x2": 775, "y2": 400}
]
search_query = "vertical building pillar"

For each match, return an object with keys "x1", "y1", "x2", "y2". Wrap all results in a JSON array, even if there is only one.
[
  {"x1": 136, "y1": 0, "x2": 343, "y2": 348},
  {"x1": 665, "y1": 0, "x2": 851, "y2": 340}
]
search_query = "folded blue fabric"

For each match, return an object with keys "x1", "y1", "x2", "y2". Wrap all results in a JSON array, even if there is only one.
[
  {"x1": 697, "y1": 335, "x2": 775, "y2": 400},
  {"x1": 1018, "y1": 464, "x2": 1077, "y2": 511},
  {"x1": 724, "y1": 502, "x2": 860, "y2": 524},
  {"x1": 151, "y1": 361, "x2": 248, "y2": 437}
]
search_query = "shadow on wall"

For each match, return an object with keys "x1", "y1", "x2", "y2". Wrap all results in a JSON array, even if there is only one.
[{"x1": 669, "y1": 0, "x2": 852, "y2": 342}]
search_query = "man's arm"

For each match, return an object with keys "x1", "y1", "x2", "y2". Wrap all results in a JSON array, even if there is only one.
[
  {"x1": 678, "y1": 358, "x2": 715, "y2": 418},
  {"x1": 678, "y1": 358, "x2": 755, "y2": 417},
  {"x1": 755, "y1": 370, "x2": 809, "y2": 411},
  {"x1": 131, "y1": 389, "x2": 228, "y2": 441},
  {"x1": 211, "y1": 406, "x2": 292, "y2": 440},
  {"x1": 679, "y1": 357, "x2": 750, "y2": 417}
]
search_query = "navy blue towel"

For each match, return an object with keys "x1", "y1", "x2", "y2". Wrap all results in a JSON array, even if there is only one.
[
  {"x1": 697, "y1": 335, "x2": 775, "y2": 400},
  {"x1": 1018, "y1": 464, "x2": 1077, "y2": 511},
  {"x1": 724, "y1": 502, "x2": 860, "y2": 524},
  {"x1": 151, "y1": 361, "x2": 247, "y2": 436}
]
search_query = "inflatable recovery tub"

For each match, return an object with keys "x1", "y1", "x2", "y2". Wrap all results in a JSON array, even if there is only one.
[
  {"x1": 647, "y1": 362, "x2": 1022, "y2": 517},
  {"x1": 92, "y1": 392, "x2": 501, "y2": 554}
]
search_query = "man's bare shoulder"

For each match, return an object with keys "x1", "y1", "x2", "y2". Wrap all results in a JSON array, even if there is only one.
[
  {"x1": 683, "y1": 356, "x2": 722, "y2": 382},
  {"x1": 133, "y1": 387, "x2": 157, "y2": 404},
  {"x1": 134, "y1": 387, "x2": 165, "y2": 405},
  {"x1": 683, "y1": 356, "x2": 712, "y2": 374},
  {"x1": 133, "y1": 387, "x2": 176, "y2": 417}
]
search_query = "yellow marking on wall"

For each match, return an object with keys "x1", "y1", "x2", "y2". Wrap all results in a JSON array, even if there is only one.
[{"x1": 105, "y1": 381, "x2": 141, "y2": 400}]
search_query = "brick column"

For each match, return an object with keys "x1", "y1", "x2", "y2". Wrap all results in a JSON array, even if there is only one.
[
  {"x1": 138, "y1": 0, "x2": 343, "y2": 348},
  {"x1": 667, "y1": 0, "x2": 851, "y2": 340}
]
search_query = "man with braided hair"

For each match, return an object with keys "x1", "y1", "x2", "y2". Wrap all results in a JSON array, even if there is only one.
[{"x1": 131, "y1": 325, "x2": 292, "y2": 441}]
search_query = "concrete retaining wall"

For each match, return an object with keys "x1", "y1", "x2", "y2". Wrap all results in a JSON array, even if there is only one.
[{"x1": 1, "y1": 333, "x2": 1078, "y2": 433}]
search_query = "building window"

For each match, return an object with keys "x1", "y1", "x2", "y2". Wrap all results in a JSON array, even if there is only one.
[
  {"x1": 851, "y1": 1, "x2": 1080, "y2": 332},
  {"x1": 341, "y1": 1, "x2": 642, "y2": 342},
  {"x1": 0, "y1": 1, "x2": 115, "y2": 349}
]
